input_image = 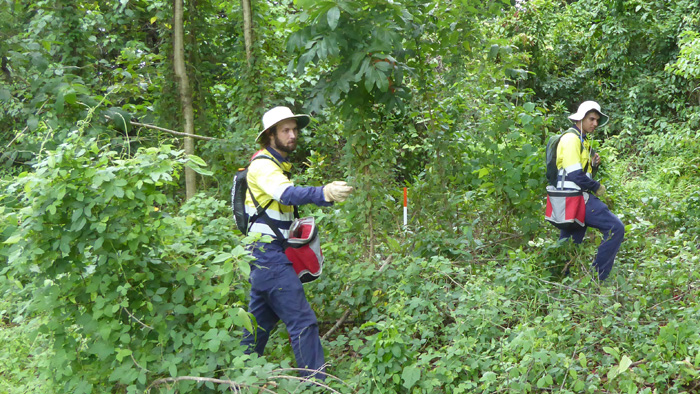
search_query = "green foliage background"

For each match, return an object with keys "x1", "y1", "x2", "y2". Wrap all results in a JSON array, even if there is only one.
[{"x1": 1, "y1": 0, "x2": 700, "y2": 393}]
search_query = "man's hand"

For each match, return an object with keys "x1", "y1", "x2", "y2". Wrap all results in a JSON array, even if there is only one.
[
  {"x1": 323, "y1": 181, "x2": 354, "y2": 202},
  {"x1": 591, "y1": 152, "x2": 602, "y2": 167},
  {"x1": 595, "y1": 184, "x2": 606, "y2": 197}
]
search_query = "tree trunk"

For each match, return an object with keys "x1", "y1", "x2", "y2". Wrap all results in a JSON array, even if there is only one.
[
  {"x1": 241, "y1": 0, "x2": 253, "y2": 65},
  {"x1": 173, "y1": 0, "x2": 197, "y2": 200}
]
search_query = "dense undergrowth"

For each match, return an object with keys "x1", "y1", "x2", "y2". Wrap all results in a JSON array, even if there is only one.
[{"x1": 2, "y1": 119, "x2": 699, "y2": 394}]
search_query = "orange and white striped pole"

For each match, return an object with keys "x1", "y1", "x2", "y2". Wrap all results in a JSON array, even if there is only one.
[{"x1": 403, "y1": 187, "x2": 408, "y2": 226}]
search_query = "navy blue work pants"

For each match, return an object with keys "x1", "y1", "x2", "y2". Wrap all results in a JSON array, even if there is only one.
[
  {"x1": 559, "y1": 195, "x2": 625, "y2": 281},
  {"x1": 241, "y1": 243, "x2": 325, "y2": 379}
]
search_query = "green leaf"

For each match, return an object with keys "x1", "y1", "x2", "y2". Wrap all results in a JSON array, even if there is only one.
[
  {"x1": 0, "y1": 89, "x2": 11, "y2": 101},
  {"x1": 187, "y1": 154, "x2": 207, "y2": 167},
  {"x1": 3, "y1": 233, "x2": 21, "y2": 244},
  {"x1": 174, "y1": 305, "x2": 189, "y2": 314},
  {"x1": 619, "y1": 355, "x2": 633, "y2": 373},
  {"x1": 237, "y1": 308, "x2": 254, "y2": 333},
  {"x1": 603, "y1": 346, "x2": 619, "y2": 358},
  {"x1": 488, "y1": 44, "x2": 500, "y2": 60},
  {"x1": 115, "y1": 348, "x2": 132, "y2": 362},
  {"x1": 213, "y1": 252, "x2": 232, "y2": 263},
  {"x1": 237, "y1": 259, "x2": 251, "y2": 277},
  {"x1": 391, "y1": 344, "x2": 401, "y2": 357},
  {"x1": 295, "y1": 0, "x2": 317, "y2": 8},
  {"x1": 72, "y1": 209, "x2": 82, "y2": 223},
  {"x1": 89, "y1": 340, "x2": 115, "y2": 360},
  {"x1": 64, "y1": 91, "x2": 77, "y2": 105},
  {"x1": 27, "y1": 116, "x2": 39, "y2": 131},
  {"x1": 55, "y1": 93, "x2": 65, "y2": 114},
  {"x1": 327, "y1": 6, "x2": 340, "y2": 30},
  {"x1": 401, "y1": 365, "x2": 421, "y2": 389}
]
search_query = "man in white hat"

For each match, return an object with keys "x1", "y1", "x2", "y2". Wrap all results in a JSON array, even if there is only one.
[
  {"x1": 556, "y1": 101, "x2": 624, "y2": 281},
  {"x1": 240, "y1": 106, "x2": 353, "y2": 379}
]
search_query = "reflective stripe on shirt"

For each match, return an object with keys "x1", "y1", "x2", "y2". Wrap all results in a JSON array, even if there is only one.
[{"x1": 245, "y1": 148, "x2": 295, "y2": 239}]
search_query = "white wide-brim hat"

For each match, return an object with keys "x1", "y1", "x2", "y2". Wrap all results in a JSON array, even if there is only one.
[
  {"x1": 568, "y1": 101, "x2": 609, "y2": 127},
  {"x1": 256, "y1": 106, "x2": 311, "y2": 143}
]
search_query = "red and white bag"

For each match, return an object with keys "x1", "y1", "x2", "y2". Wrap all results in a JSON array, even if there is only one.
[
  {"x1": 545, "y1": 186, "x2": 586, "y2": 230},
  {"x1": 285, "y1": 217, "x2": 324, "y2": 283}
]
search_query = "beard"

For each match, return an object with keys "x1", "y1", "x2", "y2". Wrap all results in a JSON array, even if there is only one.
[{"x1": 273, "y1": 133, "x2": 297, "y2": 154}]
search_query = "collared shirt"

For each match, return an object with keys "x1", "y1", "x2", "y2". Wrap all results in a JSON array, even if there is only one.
[
  {"x1": 556, "y1": 126, "x2": 600, "y2": 192},
  {"x1": 245, "y1": 147, "x2": 330, "y2": 242}
]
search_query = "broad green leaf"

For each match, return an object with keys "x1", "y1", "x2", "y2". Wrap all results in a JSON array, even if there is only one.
[
  {"x1": 3, "y1": 233, "x2": 21, "y2": 244},
  {"x1": 619, "y1": 355, "x2": 633, "y2": 373},
  {"x1": 488, "y1": 44, "x2": 499, "y2": 60},
  {"x1": 237, "y1": 259, "x2": 251, "y2": 277},
  {"x1": 327, "y1": 6, "x2": 340, "y2": 30},
  {"x1": 174, "y1": 305, "x2": 189, "y2": 314},
  {"x1": 295, "y1": 0, "x2": 317, "y2": 8},
  {"x1": 115, "y1": 348, "x2": 132, "y2": 362},
  {"x1": 187, "y1": 154, "x2": 207, "y2": 167},
  {"x1": 213, "y1": 252, "x2": 232, "y2": 263},
  {"x1": 64, "y1": 91, "x2": 77, "y2": 105},
  {"x1": 401, "y1": 365, "x2": 421, "y2": 389},
  {"x1": 27, "y1": 116, "x2": 39, "y2": 131},
  {"x1": 237, "y1": 308, "x2": 254, "y2": 333},
  {"x1": 603, "y1": 346, "x2": 618, "y2": 358},
  {"x1": 55, "y1": 93, "x2": 65, "y2": 114}
]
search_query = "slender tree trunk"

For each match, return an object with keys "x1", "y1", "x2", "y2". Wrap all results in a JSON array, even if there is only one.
[
  {"x1": 241, "y1": 0, "x2": 253, "y2": 65},
  {"x1": 173, "y1": 0, "x2": 197, "y2": 200}
]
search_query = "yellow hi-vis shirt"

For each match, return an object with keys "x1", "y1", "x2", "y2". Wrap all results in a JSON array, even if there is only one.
[
  {"x1": 556, "y1": 128, "x2": 592, "y2": 190},
  {"x1": 245, "y1": 148, "x2": 295, "y2": 239}
]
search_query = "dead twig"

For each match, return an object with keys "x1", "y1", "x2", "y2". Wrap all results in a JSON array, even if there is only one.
[
  {"x1": 535, "y1": 278, "x2": 604, "y2": 298},
  {"x1": 268, "y1": 374, "x2": 341, "y2": 393},
  {"x1": 121, "y1": 307, "x2": 153, "y2": 330},
  {"x1": 322, "y1": 309, "x2": 352, "y2": 341}
]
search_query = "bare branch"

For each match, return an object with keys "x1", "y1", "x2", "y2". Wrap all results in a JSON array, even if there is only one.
[
  {"x1": 146, "y1": 376, "x2": 275, "y2": 394},
  {"x1": 322, "y1": 309, "x2": 352, "y2": 341},
  {"x1": 121, "y1": 307, "x2": 154, "y2": 330},
  {"x1": 129, "y1": 120, "x2": 217, "y2": 141}
]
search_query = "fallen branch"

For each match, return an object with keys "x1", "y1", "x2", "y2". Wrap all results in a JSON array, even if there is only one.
[{"x1": 322, "y1": 309, "x2": 352, "y2": 341}]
